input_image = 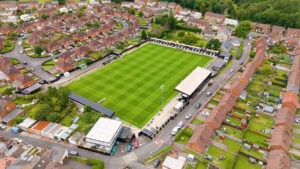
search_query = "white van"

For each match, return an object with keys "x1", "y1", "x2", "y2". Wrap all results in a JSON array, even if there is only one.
[{"x1": 171, "y1": 127, "x2": 179, "y2": 136}]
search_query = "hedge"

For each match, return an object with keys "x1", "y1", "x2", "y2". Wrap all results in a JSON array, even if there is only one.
[
  {"x1": 271, "y1": 80, "x2": 286, "y2": 88},
  {"x1": 176, "y1": 25, "x2": 202, "y2": 33}
]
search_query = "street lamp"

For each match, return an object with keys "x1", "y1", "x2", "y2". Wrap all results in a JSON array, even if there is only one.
[{"x1": 160, "y1": 84, "x2": 165, "y2": 110}]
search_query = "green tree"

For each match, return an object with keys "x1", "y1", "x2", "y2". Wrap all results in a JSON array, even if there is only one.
[
  {"x1": 40, "y1": 13, "x2": 50, "y2": 19},
  {"x1": 179, "y1": 34, "x2": 197, "y2": 45},
  {"x1": 3, "y1": 87, "x2": 13, "y2": 95},
  {"x1": 167, "y1": 13, "x2": 177, "y2": 30},
  {"x1": 206, "y1": 39, "x2": 221, "y2": 50},
  {"x1": 200, "y1": 2, "x2": 206, "y2": 16},
  {"x1": 58, "y1": 0, "x2": 66, "y2": 5},
  {"x1": 35, "y1": 104, "x2": 51, "y2": 121},
  {"x1": 7, "y1": 22, "x2": 15, "y2": 28},
  {"x1": 77, "y1": 11, "x2": 84, "y2": 18},
  {"x1": 34, "y1": 45, "x2": 43, "y2": 55},
  {"x1": 141, "y1": 29, "x2": 147, "y2": 40},
  {"x1": 235, "y1": 20, "x2": 251, "y2": 38},
  {"x1": 46, "y1": 113, "x2": 61, "y2": 122},
  {"x1": 138, "y1": 11, "x2": 143, "y2": 17},
  {"x1": 128, "y1": 8, "x2": 135, "y2": 15},
  {"x1": 177, "y1": 31, "x2": 185, "y2": 37}
]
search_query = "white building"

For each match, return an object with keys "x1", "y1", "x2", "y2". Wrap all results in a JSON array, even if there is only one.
[
  {"x1": 17, "y1": 117, "x2": 37, "y2": 131},
  {"x1": 121, "y1": 2, "x2": 133, "y2": 8},
  {"x1": 190, "y1": 11, "x2": 202, "y2": 19},
  {"x1": 162, "y1": 156, "x2": 186, "y2": 169},
  {"x1": 20, "y1": 13, "x2": 36, "y2": 22},
  {"x1": 179, "y1": 9, "x2": 191, "y2": 16},
  {"x1": 59, "y1": 7, "x2": 69, "y2": 13},
  {"x1": 224, "y1": 18, "x2": 239, "y2": 27},
  {"x1": 0, "y1": 16, "x2": 18, "y2": 24},
  {"x1": 85, "y1": 118, "x2": 123, "y2": 153}
]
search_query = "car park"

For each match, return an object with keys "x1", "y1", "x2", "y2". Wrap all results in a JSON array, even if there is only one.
[
  {"x1": 153, "y1": 159, "x2": 160, "y2": 168},
  {"x1": 201, "y1": 111, "x2": 210, "y2": 117},
  {"x1": 185, "y1": 114, "x2": 192, "y2": 120}
]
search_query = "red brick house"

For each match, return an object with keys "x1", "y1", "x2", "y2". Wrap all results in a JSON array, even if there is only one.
[
  {"x1": 62, "y1": 13, "x2": 74, "y2": 21},
  {"x1": 59, "y1": 51, "x2": 74, "y2": 61},
  {"x1": 286, "y1": 28, "x2": 300, "y2": 38},
  {"x1": 0, "y1": 1, "x2": 17, "y2": 9},
  {"x1": 0, "y1": 26, "x2": 14, "y2": 35},
  {"x1": 187, "y1": 124, "x2": 214, "y2": 153},
  {"x1": 282, "y1": 91, "x2": 298, "y2": 113},
  {"x1": 55, "y1": 60, "x2": 73, "y2": 73},
  {"x1": 271, "y1": 26, "x2": 284, "y2": 35},
  {"x1": 89, "y1": 40, "x2": 102, "y2": 52},
  {"x1": 229, "y1": 81, "x2": 244, "y2": 97},
  {"x1": 60, "y1": 36, "x2": 74, "y2": 48},
  {"x1": 240, "y1": 62, "x2": 256, "y2": 86},
  {"x1": 41, "y1": 26, "x2": 56, "y2": 34},
  {"x1": 143, "y1": 7, "x2": 154, "y2": 18},
  {"x1": 13, "y1": 74, "x2": 35, "y2": 89},
  {"x1": 36, "y1": 8, "x2": 57, "y2": 17},
  {"x1": 186, "y1": 18, "x2": 209, "y2": 30},
  {"x1": 0, "y1": 56, "x2": 12, "y2": 70},
  {"x1": 87, "y1": 28, "x2": 99, "y2": 39},
  {"x1": 0, "y1": 96, "x2": 16, "y2": 118},
  {"x1": 44, "y1": 1, "x2": 59, "y2": 8},
  {"x1": 134, "y1": 0, "x2": 147, "y2": 6},
  {"x1": 0, "y1": 66, "x2": 20, "y2": 82},
  {"x1": 256, "y1": 23, "x2": 270, "y2": 33},
  {"x1": 291, "y1": 55, "x2": 300, "y2": 74},
  {"x1": 268, "y1": 35, "x2": 283, "y2": 45},
  {"x1": 269, "y1": 125, "x2": 291, "y2": 154},
  {"x1": 0, "y1": 38, "x2": 5, "y2": 50},
  {"x1": 275, "y1": 107, "x2": 294, "y2": 130},
  {"x1": 17, "y1": 22, "x2": 36, "y2": 33},
  {"x1": 73, "y1": 32, "x2": 88, "y2": 42},
  {"x1": 205, "y1": 106, "x2": 226, "y2": 130},
  {"x1": 266, "y1": 150, "x2": 290, "y2": 169},
  {"x1": 74, "y1": 45, "x2": 90, "y2": 58},
  {"x1": 18, "y1": 1, "x2": 39, "y2": 9},
  {"x1": 204, "y1": 12, "x2": 225, "y2": 23},
  {"x1": 218, "y1": 93, "x2": 237, "y2": 113},
  {"x1": 284, "y1": 37, "x2": 299, "y2": 48},
  {"x1": 46, "y1": 41, "x2": 60, "y2": 53}
]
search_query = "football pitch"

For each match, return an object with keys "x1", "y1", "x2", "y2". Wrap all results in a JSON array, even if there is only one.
[{"x1": 68, "y1": 43, "x2": 213, "y2": 128}]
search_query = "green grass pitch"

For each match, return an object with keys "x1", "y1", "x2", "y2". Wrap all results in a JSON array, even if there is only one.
[{"x1": 68, "y1": 43, "x2": 213, "y2": 128}]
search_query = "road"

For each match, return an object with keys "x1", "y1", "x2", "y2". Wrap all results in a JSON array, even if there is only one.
[{"x1": 1, "y1": 36, "x2": 251, "y2": 169}]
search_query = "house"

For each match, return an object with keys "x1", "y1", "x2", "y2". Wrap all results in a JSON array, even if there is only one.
[
  {"x1": 62, "y1": 13, "x2": 74, "y2": 21},
  {"x1": 252, "y1": 45, "x2": 266, "y2": 68},
  {"x1": 143, "y1": 7, "x2": 154, "y2": 18},
  {"x1": 46, "y1": 41, "x2": 60, "y2": 53},
  {"x1": 134, "y1": 0, "x2": 147, "y2": 6},
  {"x1": 0, "y1": 10, "x2": 13, "y2": 17},
  {"x1": 179, "y1": 9, "x2": 190, "y2": 16},
  {"x1": 168, "y1": 2, "x2": 177, "y2": 10},
  {"x1": 216, "y1": 29, "x2": 231, "y2": 42},
  {"x1": 257, "y1": 23, "x2": 270, "y2": 33},
  {"x1": 0, "y1": 66, "x2": 20, "y2": 82},
  {"x1": 268, "y1": 35, "x2": 283, "y2": 45},
  {"x1": 13, "y1": 74, "x2": 34, "y2": 89},
  {"x1": 44, "y1": 1, "x2": 59, "y2": 8},
  {"x1": 20, "y1": 13, "x2": 36, "y2": 22},
  {"x1": 89, "y1": 40, "x2": 102, "y2": 52},
  {"x1": 240, "y1": 62, "x2": 256, "y2": 86},
  {"x1": 287, "y1": 72, "x2": 300, "y2": 94},
  {"x1": 0, "y1": 56, "x2": 11, "y2": 70},
  {"x1": 73, "y1": 32, "x2": 88, "y2": 42},
  {"x1": 218, "y1": 93, "x2": 237, "y2": 113},
  {"x1": 87, "y1": 28, "x2": 99, "y2": 39},
  {"x1": 205, "y1": 106, "x2": 226, "y2": 130},
  {"x1": 0, "y1": 96, "x2": 16, "y2": 118},
  {"x1": 0, "y1": 26, "x2": 14, "y2": 35},
  {"x1": 65, "y1": 0, "x2": 76, "y2": 8},
  {"x1": 204, "y1": 12, "x2": 225, "y2": 23},
  {"x1": 190, "y1": 11, "x2": 202, "y2": 19},
  {"x1": 35, "y1": 8, "x2": 57, "y2": 17},
  {"x1": 147, "y1": 0, "x2": 156, "y2": 7},
  {"x1": 187, "y1": 124, "x2": 214, "y2": 153},
  {"x1": 218, "y1": 52, "x2": 231, "y2": 60},
  {"x1": 220, "y1": 40, "x2": 232, "y2": 52},
  {"x1": 0, "y1": 16, "x2": 18, "y2": 24},
  {"x1": 59, "y1": 51, "x2": 73, "y2": 61},
  {"x1": 60, "y1": 36, "x2": 74, "y2": 48},
  {"x1": 162, "y1": 156, "x2": 186, "y2": 169},
  {"x1": 284, "y1": 37, "x2": 299, "y2": 48},
  {"x1": 186, "y1": 18, "x2": 209, "y2": 30},
  {"x1": 291, "y1": 55, "x2": 300, "y2": 74},
  {"x1": 230, "y1": 81, "x2": 244, "y2": 97},
  {"x1": 49, "y1": 147, "x2": 68, "y2": 164},
  {"x1": 224, "y1": 18, "x2": 238, "y2": 27},
  {"x1": 74, "y1": 45, "x2": 89, "y2": 58},
  {"x1": 158, "y1": 2, "x2": 168, "y2": 9},
  {"x1": 18, "y1": 1, "x2": 39, "y2": 9},
  {"x1": 271, "y1": 26, "x2": 284, "y2": 35},
  {"x1": 266, "y1": 150, "x2": 290, "y2": 169},
  {"x1": 275, "y1": 107, "x2": 294, "y2": 130},
  {"x1": 269, "y1": 125, "x2": 291, "y2": 154},
  {"x1": 0, "y1": 39, "x2": 5, "y2": 50},
  {"x1": 42, "y1": 26, "x2": 56, "y2": 34},
  {"x1": 286, "y1": 28, "x2": 300, "y2": 38},
  {"x1": 0, "y1": 1, "x2": 17, "y2": 10},
  {"x1": 55, "y1": 60, "x2": 73, "y2": 73},
  {"x1": 256, "y1": 37, "x2": 266, "y2": 47},
  {"x1": 201, "y1": 30, "x2": 215, "y2": 40},
  {"x1": 121, "y1": 2, "x2": 133, "y2": 8},
  {"x1": 282, "y1": 91, "x2": 298, "y2": 113}
]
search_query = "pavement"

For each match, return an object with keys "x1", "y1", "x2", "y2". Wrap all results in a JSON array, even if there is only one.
[{"x1": 1, "y1": 36, "x2": 251, "y2": 169}]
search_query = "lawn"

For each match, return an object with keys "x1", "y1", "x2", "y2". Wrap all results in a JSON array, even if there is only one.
[
  {"x1": 42, "y1": 59, "x2": 55, "y2": 70},
  {"x1": 206, "y1": 146, "x2": 235, "y2": 169},
  {"x1": 174, "y1": 127, "x2": 194, "y2": 144},
  {"x1": 192, "y1": 118, "x2": 204, "y2": 124},
  {"x1": 10, "y1": 58, "x2": 20, "y2": 65},
  {"x1": 68, "y1": 43, "x2": 213, "y2": 128},
  {"x1": 244, "y1": 131, "x2": 268, "y2": 148},
  {"x1": 248, "y1": 121, "x2": 271, "y2": 137},
  {"x1": 220, "y1": 125, "x2": 244, "y2": 140},
  {"x1": 234, "y1": 155, "x2": 262, "y2": 169},
  {"x1": 213, "y1": 137, "x2": 240, "y2": 153},
  {"x1": 240, "y1": 147, "x2": 264, "y2": 161},
  {"x1": 252, "y1": 115, "x2": 274, "y2": 128}
]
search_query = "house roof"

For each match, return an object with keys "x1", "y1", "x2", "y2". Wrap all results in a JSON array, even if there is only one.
[
  {"x1": 205, "y1": 106, "x2": 226, "y2": 129},
  {"x1": 55, "y1": 60, "x2": 72, "y2": 69},
  {"x1": 49, "y1": 147, "x2": 68, "y2": 163},
  {"x1": 272, "y1": 26, "x2": 284, "y2": 34},
  {"x1": 187, "y1": 18, "x2": 208, "y2": 26},
  {"x1": 269, "y1": 125, "x2": 292, "y2": 152},
  {"x1": 229, "y1": 80, "x2": 244, "y2": 96},
  {"x1": 1, "y1": 66, "x2": 20, "y2": 76},
  {"x1": 0, "y1": 56, "x2": 11, "y2": 68},
  {"x1": 59, "y1": 51, "x2": 73, "y2": 60},
  {"x1": 287, "y1": 72, "x2": 300, "y2": 93},
  {"x1": 218, "y1": 29, "x2": 231, "y2": 36},
  {"x1": 75, "y1": 45, "x2": 89, "y2": 54},
  {"x1": 47, "y1": 41, "x2": 60, "y2": 49},
  {"x1": 0, "y1": 96, "x2": 14, "y2": 113},
  {"x1": 275, "y1": 107, "x2": 294, "y2": 130},
  {"x1": 221, "y1": 40, "x2": 232, "y2": 52},
  {"x1": 187, "y1": 124, "x2": 213, "y2": 153},
  {"x1": 90, "y1": 40, "x2": 101, "y2": 47},
  {"x1": 256, "y1": 37, "x2": 266, "y2": 47},
  {"x1": 286, "y1": 28, "x2": 300, "y2": 37},
  {"x1": 291, "y1": 55, "x2": 300, "y2": 72},
  {"x1": 205, "y1": 12, "x2": 225, "y2": 20},
  {"x1": 74, "y1": 31, "x2": 87, "y2": 38},
  {"x1": 240, "y1": 62, "x2": 256, "y2": 83},
  {"x1": 218, "y1": 93, "x2": 237, "y2": 112},
  {"x1": 14, "y1": 73, "x2": 34, "y2": 84},
  {"x1": 282, "y1": 91, "x2": 298, "y2": 111},
  {"x1": 32, "y1": 121, "x2": 50, "y2": 131},
  {"x1": 60, "y1": 37, "x2": 73, "y2": 44},
  {"x1": 266, "y1": 150, "x2": 290, "y2": 169}
]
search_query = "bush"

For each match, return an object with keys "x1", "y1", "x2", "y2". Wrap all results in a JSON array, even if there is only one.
[
  {"x1": 176, "y1": 25, "x2": 202, "y2": 33},
  {"x1": 271, "y1": 80, "x2": 285, "y2": 87},
  {"x1": 177, "y1": 31, "x2": 185, "y2": 37}
]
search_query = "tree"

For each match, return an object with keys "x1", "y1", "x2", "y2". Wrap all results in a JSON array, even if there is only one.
[
  {"x1": 235, "y1": 20, "x2": 252, "y2": 38},
  {"x1": 200, "y1": 2, "x2": 206, "y2": 16},
  {"x1": 179, "y1": 34, "x2": 197, "y2": 45},
  {"x1": 177, "y1": 31, "x2": 185, "y2": 37},
  {"x1": 35, "y1": 104, "x2": 51, "y2": 121},
  {"x1": 34, "y1": 45, "x2": 43, "y2": 55},
  {"x1": 77, "y1": 11, "x2": 84, "y2": 18},
  {"x1": 7, "y1": 22, "x2": 15, "y2": 28},
  {"x1": 3, "y1": 87, "x2": 13, "y2": 95},
  {"x1": 167, "y1": 13, "x2": 177, "y2": 30},
  {"x1": 58, "y1": 0, "x2": 66, "y2": 5},
  {"x1": 138, "y1": 11, "x2": 143, "y2": 17},
  {"x1": 141, "y1": 29, "x2": 147, "y2": 40},
  {"x1": 206, "y1": 39, "x2": 221, "y2": 50},
  {"x1": 128, "y1": 8, "x2": 135, "y2": 15},
  {"x1": 40, "y1": 13, "x2": 50, "y2": 19}
]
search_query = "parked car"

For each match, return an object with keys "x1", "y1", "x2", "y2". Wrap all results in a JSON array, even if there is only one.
[
  {"x1": 133, "y1": 139, "x2": 138, "y2": 149},
  {"x1": 201, "y1": 112, "x2": 210, "y2": 117},
  {"x1": 206, "y1": 92, "x2": 212, "y2": 97},
  {"x1": 68, "y1": 150, "x2": 78, "y2": 156},
  {"x1": 12, "y1": 138, "x2": 22, "y2": 143},
  {"x1": 295, "y1": 119, "x2": 300, "y2": 123},
  {"x1": 204, "y1": 155, "x2": 212, "y2": 161},
  {"x1": 170, "y1": 127, "x2": 179, "y2": 136},
  {"x1": 127, "y1": 142, "x2": 133, "y2": 152},
  {"x1": 153, "y1": 159, "x2": 160, "y2": 168},
  {"x1": 177, "y1": 121, "x2": 185, "y2": 129},
  {"x1": 22, "y1": 60, "x2": 27, "y2": 65},
  {"x1": 185, "y1": 114, "x2": 192, "y2": 120},
  {"x1": 195, "y1": 103, "x2": 202, "y2": 109},
  {"x1": 0, "y1": 124, "x2": 7, "y2": 130}
]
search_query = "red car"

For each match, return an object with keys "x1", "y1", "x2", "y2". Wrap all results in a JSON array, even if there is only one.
[{"x1": 134, "y1": 139, "x2": 138, "y2": 148}]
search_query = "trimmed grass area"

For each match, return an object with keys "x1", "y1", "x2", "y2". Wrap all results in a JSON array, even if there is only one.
[
  {"x1": 10, "y1": 58, "x2": 20, "y2": 65},
  {"x1": 42, "y1": 59, "x2": 55, "y2": 70},
  {"x1": 240, "y1": 146, "x2": 264, "y2": 161},
  {"x1": 234, "y1": 155, "x2": 262, "y2": 169},
  {"x1": 174, "y1": 127, "x2": 194, "y2": 144},
  {"x1": 192, "y1": 118, "x2": 204, "y2": 124},
  {"x1": 220, "y1": 125, "x2": 244, "y2": 140},
  {"x1": 213, "y1": 137, "x2": 240, "y2": 153},
  {"x1": 144, "y1": 146, "x2": 172, "y2": 162},
  {"x1": 244, "y1": 131, "x2": 268, "y2": 148},
  {"x1": 248, "y1": 121, "x2": 271, "y2": 137},
  {"x1": 68, "y1": 43, "x2": 213, "y2": 128},
  {"x1": 69, "y1": 157, "x2": 104, "y2": 169},
  {"x1": 252, "y1": 115, "x2": 274, "y2": 128},
  {"x1": 207, "y1": 146, "x2": 235, "y2": 169}
]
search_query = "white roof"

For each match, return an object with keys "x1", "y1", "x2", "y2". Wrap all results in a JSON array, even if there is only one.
[
  {"x1": 86, "y1": 118, "x2": 122, "y2": 143},
  {"x1": 175, "y1": 67, "x2": 211, "y2": 96},
  {"x1": 162, "y1": 156, "x2": 186, "y2": 169},
  {"x1": 17, "y1": 117, "x2": 36, "y2": 129}
]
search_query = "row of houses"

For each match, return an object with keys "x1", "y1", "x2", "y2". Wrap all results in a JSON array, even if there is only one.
[
  {"x1": 187, "y1": 37, "x2": 267, "y2": 154},
  {"x1": 265, "y1": 44, "x2": 300, "y2": 169},
  {"x1": 252, "y1": 22, "x2": 300, "y2": 38}
]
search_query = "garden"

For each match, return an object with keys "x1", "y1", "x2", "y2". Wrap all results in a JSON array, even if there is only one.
[{"x1": 174, "y1": 127, "x2": 194, "y2": 144}]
